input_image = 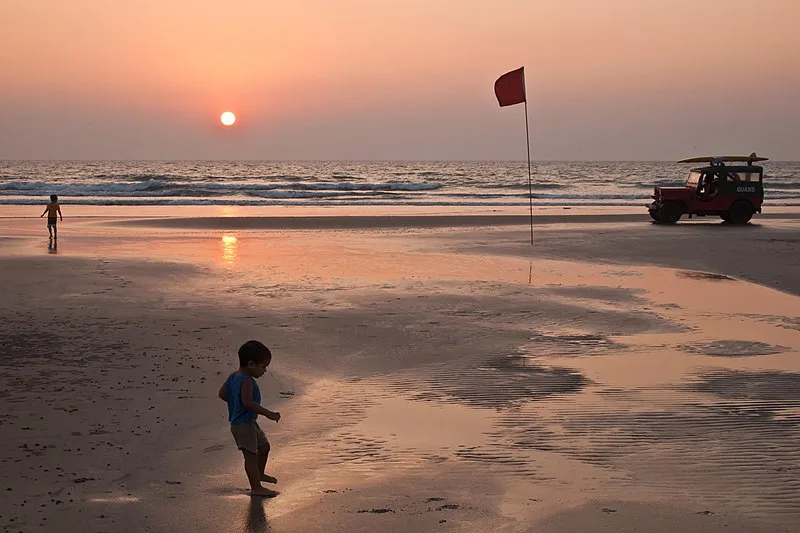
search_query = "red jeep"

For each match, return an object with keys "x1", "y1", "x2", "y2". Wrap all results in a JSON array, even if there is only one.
[{"x1": 648, "y1": 154, "x2": 766, "y2": 224}]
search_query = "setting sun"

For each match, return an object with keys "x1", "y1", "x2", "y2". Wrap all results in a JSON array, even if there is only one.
[{"x1": 220, "y1": 111, "x2": 236, "y2": 126}]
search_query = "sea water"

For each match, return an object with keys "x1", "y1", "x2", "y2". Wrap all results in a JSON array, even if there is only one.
[{"x1": 2, "y1": 160, "x2": 798, "y2": 207}]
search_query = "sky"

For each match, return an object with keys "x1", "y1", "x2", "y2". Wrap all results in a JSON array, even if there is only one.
[{"x1": 1, "y1": 0, "x2": 799, "y2": 160}]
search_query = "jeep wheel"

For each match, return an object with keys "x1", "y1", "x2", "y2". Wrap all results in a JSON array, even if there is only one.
[
  {"x1": 728, "y1": 201, "x2": 753, "y2": 225},
  {"x1": 658, "y1": 202, "x2": 682, "y2": 224},
  {"x1": 649, "y1": 209, "x2": 661, "y2": 222}
]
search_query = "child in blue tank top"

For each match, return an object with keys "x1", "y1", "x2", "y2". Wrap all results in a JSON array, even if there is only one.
[{"x1": 218, "y1": 340, "x2": 281, "y2": 497}]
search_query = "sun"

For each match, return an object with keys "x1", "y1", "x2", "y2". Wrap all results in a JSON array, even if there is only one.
[{"x1": 220, "y1": 111, "x2": 236, "y2": 126}]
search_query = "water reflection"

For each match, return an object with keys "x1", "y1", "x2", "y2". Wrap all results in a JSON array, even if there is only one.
[
  {"x1": 239, "y1": 497, "x2": 270, "y2": 533},
  {"x1": 221, "y1": 234, "x2": 238, "y2": 265},
  {"x1": 48, "y1": 238, "x2": 58, "y2": 254}
]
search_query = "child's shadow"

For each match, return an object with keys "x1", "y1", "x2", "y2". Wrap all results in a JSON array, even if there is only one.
[{"x1": 238, "y1": 497, "x2": 271, "y2": 533}]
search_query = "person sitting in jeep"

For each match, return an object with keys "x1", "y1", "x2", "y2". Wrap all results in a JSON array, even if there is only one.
[{"x1": 699, "y1": 172, "x2": 719, "y2": 199}]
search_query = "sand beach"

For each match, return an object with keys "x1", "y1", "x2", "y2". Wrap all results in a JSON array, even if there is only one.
[{"x1": 1, "y1": 206, "x2": 799, "y2": 532}]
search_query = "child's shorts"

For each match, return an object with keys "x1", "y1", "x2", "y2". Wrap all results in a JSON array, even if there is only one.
[
  {"x1": 230, "y1": 421, "x2": 269, "y2": 454},
  {"x1": 47, "y1": 218, "x2": 57, "y2": 227}
]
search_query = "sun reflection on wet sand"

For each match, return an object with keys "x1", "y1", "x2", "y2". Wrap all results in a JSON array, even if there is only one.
[{"x1": 221, "y1": 234, "x2": 238, "y2": 265}]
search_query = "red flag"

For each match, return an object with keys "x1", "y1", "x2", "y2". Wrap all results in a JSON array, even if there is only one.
[{"x1": 494, "y1": 67, "x2": 526, "y2": 107}]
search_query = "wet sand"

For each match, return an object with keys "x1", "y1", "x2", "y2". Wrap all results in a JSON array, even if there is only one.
[{"x1": 0, "y1": 208, "x2": 799, "y2": 532}]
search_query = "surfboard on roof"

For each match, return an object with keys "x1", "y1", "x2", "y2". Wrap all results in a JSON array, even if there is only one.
[{"x1": 678, "y1": 152, "x2": 768, "y2": 164}]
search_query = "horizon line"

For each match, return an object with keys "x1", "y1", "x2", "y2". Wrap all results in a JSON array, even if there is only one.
[{"x1": 2, "y1": 158, "x2": 797, "y2": 163}]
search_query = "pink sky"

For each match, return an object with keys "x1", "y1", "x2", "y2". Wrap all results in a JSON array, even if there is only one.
[{"x1": 1, "y1": 0, "x2": 798, "y2": 160}]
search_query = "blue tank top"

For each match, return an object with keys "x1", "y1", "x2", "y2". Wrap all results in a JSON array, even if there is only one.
[{"x1": 225, "y1": 372, "x2": 261, "y2": 424}]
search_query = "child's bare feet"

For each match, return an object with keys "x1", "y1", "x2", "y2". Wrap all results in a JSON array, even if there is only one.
[
  {"x1": 260, "y1": 474, "x2": 277, "y2": 484},
  {"x1": 250, "y1": 487, "x2": 279, "y2": 498}
]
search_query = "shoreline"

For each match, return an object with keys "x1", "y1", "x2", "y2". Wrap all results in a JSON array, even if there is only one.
[
  {"x1": 0, "y1": 204, "x2": 649, "y2": 219},
  {"x1": 0, "y1": 204, "x2": 797, "y2": 231},
  {"x1": 1, "y1": 203, "x2": 799, "y2": 217},
  {"x1": 109, "y1": 213, "x2": 661, "y2": 229}
]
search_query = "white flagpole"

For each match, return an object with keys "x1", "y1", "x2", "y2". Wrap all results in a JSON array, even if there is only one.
[{"x1": 522, "y1": 68, "x2": 533, "y2": 245}]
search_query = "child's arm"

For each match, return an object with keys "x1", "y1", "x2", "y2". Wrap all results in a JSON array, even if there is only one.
[
  {"x1": 57, "y1": 204, "x2": 62, "y2": 220},
  {"x1": 240, "y1": 378, "x2": 281, "y2": 422},
  {"x1": 40, "y1": 207, "x2": 47, "y2": 217},
  {"x1": 218, "y1": 382, "x2": 228, "y2": 402}
]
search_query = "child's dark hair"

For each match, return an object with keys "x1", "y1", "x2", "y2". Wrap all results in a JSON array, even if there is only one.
[
  {"x1": 238, "y1": 340, "x2": 271, "y2": 366},
  {"x1": 50, "y1": 194, "x2": 58, "y2": 202}
]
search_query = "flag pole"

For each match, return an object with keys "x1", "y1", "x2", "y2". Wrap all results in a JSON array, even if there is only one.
[
  {"x1": 523, "y1": 71, "x2": 533, "y2": 245},
  {"x1": 494, "y1": 66, "x2": 533, "y2": 244}
]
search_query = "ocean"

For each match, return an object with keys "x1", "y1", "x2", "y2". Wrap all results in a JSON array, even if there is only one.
[{"x1": 1, "y1": 160, "x2": 799, "y2": 208}]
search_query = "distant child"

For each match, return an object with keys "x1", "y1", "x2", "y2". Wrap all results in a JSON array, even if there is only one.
[
  {"x1": 218, "y1": 340, "x2": 281, "y2": 497},
  {"x1": 40, "y1": 194, "x2": 63, "y2": 239}
]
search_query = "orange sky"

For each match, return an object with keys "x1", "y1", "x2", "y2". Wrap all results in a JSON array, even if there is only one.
[{"x1": 1, "y1": 0, "x2": 798, "y2": 160}]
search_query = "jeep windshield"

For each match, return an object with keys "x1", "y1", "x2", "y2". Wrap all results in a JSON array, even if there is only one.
[{"x1": 686, "y1": 171, "x2": 702, "y2": 187}]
